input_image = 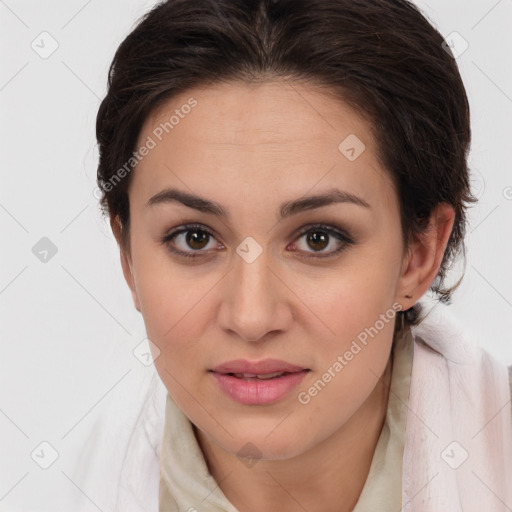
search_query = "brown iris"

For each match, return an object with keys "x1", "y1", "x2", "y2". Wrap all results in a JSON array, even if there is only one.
[
  {"x1": 186, "y1": 230, "x2": 209, "y2": 250},
  {"x1": 306, "y1": 231, "x2": 329, "y2": 252}
]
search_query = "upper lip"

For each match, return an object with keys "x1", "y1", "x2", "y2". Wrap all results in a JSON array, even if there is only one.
[{"x1": 211, "y1": 359, "x2": 309, "y2": 375}]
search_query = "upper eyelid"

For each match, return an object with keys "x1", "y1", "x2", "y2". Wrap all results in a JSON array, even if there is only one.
[
  {"x1": 166, "y1": 222, "x2": 350, "y2": 238},
  {"x1": 165, "y1": 223, "x2": 352, "y2": 250}
]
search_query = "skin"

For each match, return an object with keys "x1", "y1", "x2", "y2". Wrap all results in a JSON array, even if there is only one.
[{"x1": 111, "y1": 80, "x2": 455, "y2": 512}]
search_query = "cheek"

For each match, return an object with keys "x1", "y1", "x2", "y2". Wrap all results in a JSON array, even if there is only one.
[
  {"x1": 131, "y1": 236, "x2": 210, "y2": 333},
  {"x1": 302, "y1": 253, "x2": 399, "y2": 397},
  {"x1": 139, "y1": 279, "x2": 209, "y2": 371},
  {"x1": 295, "y1": 272, "x2": 397, "y2": 442},
  {"x1": 313, "y1": 282, "x2": 396, "y2": 381},
  {"x1": 303, "y1": 255, "x2": 400, "y2": 341},
  {"x1": 130, "y1": 251, "x2": 212, "y2": 388}
]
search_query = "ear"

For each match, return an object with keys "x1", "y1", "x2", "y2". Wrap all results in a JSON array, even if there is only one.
[
  {"x1": 110, "y1": 216, "x2": 141, "y2": 313},
  {"x1": 395, "y1": 203, "x2": 456, "y2": 311}
]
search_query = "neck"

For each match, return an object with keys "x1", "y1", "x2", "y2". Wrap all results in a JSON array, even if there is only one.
[{"x1": 194, "y1": 355, "x2": 393, "y2": 512}]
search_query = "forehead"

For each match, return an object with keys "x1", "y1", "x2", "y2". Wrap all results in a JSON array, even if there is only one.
[
  {"x1": 142, "y1": 80, "x2": 375, "y2": 149},
  {"x1": 131, "y1": 80, "x2": 396, "y2": 215}
]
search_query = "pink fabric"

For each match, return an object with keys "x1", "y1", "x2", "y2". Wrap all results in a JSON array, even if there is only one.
[{"x1": 403, "y1": 306, "x2": 512, "y2": 511}]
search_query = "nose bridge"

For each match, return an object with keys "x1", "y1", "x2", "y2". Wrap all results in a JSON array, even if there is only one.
[
  {"x1": 232, "y1": 241, "x2": 274, "y2": 309},
  {"x1": 220, "y1": 240, "x2": 284, "y2": 341}
]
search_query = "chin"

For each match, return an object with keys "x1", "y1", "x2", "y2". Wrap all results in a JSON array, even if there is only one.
[{"x1": 219, "y1": 427, "x2": 309, "y2": 462}]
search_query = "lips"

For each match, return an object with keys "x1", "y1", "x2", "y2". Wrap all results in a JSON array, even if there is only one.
[
  {"x1": 210, "y1": 359, "x2": 310, "y2": 405},
  {"x1": 209, "y1": 359, "x2": 311, "y2": 404},
  {"x1": 210, "y1": 358, "x2": 309, "y2": 377}
]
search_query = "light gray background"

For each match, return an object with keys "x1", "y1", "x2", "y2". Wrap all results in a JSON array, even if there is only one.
[{"x1": 1, "y1": 0, "x2": 511, "y2": 510}]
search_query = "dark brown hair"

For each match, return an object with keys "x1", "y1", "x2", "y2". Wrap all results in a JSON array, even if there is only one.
[{"x1": 96, "y1": 0, "x2": 477, "y2": 338}]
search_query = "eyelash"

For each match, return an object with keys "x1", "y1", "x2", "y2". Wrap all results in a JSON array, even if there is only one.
[{"x1": 160, "y1": 223, "x2": 355, "y2": 260}]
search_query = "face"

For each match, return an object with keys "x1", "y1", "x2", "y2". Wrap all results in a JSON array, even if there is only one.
[{"x1": 118, "y1": 80, "x2": 414, "y2": 460}]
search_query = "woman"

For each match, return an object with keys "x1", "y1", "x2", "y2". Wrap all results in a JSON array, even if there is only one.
[{"x1": 73, "y1": 0, "x2": 512, "y2": 510}]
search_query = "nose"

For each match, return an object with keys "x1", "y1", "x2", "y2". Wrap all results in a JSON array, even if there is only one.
[{"x1": 217, "y1": 248, "x2": 292, "y2": 343}]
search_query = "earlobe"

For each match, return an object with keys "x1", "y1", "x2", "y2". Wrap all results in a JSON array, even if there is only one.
[
  {"x1": 110, "y1": 216, "x2": 142, "y2": 313},
  {"x1": 395, "y1": 203, "x2": 456, "y2": 310}
]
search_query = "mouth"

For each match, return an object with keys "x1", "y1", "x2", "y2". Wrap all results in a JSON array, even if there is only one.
[
  {"x1": 208, "y1": 361, "x2": 310, "y2": 405},
  {"x1": 216, "y1": 371, "x2": 306, "y2": 381}
]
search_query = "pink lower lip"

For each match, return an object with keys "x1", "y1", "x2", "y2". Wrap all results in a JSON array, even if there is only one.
[{"x1": 211, "y1": 370, "x2": 309, "y2": 405}]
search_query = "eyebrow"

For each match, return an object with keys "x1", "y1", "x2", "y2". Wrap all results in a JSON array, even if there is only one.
[{"x1": 146, "y1": 187, "x2": 371, "y2": 220}]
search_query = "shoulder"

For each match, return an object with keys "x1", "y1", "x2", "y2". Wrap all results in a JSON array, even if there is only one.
[
  {"x1": 68, "y1": 362, "x2": 167, "y2": 511},
  {"x1": 409, "y1": 299, "x2": 512, "y2": 416},
  {"x1": 410, "y1": 299, "x2": 512, "y2": 423},
  {"x1": 403, "y1": 302, "x2": 512, "y2": 507}
]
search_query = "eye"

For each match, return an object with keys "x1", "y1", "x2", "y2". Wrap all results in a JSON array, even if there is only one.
[
  {"x1": 161, "y1": 224, "x2": 220, "y2": 259},
  {"x1": 160, "y1": 223, "x2": 355, "y2": 260},
  {"x1": 290, "y1": 224, "x2": 354, "y2": 258}
]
